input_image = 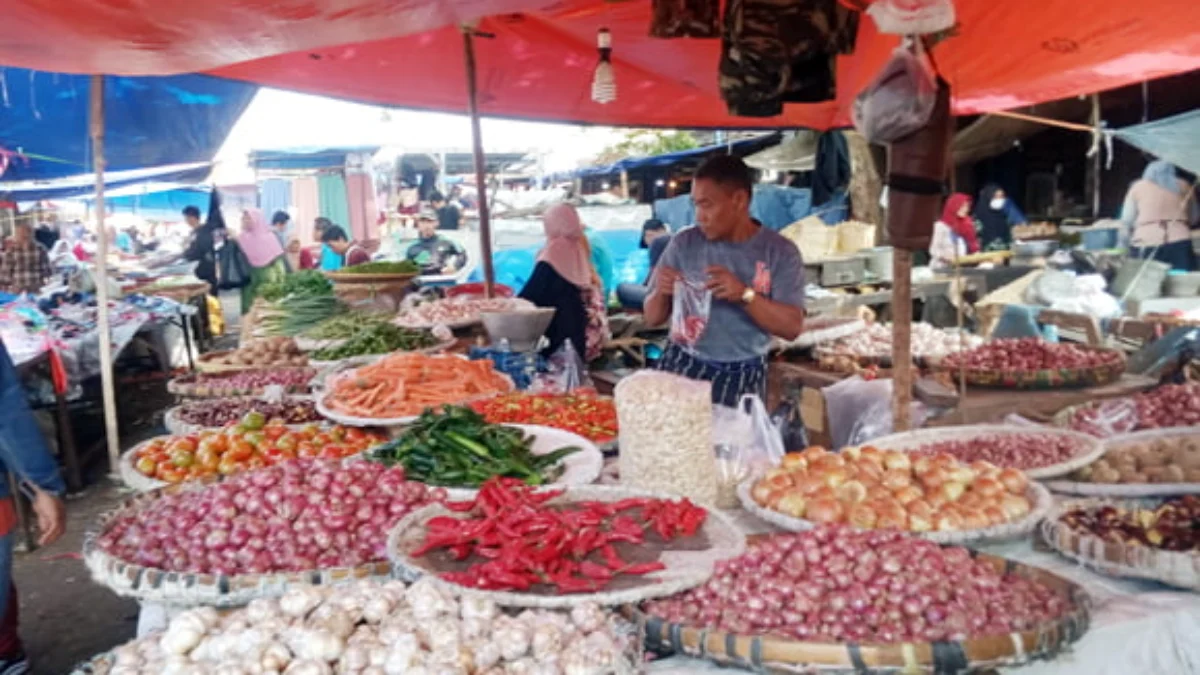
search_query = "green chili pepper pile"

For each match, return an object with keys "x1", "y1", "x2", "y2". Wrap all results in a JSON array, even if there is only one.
[
  {"x1": 341, "y1": 260, "x2": 420, "y2": 275},
  {"x1": 310, "y1": 323, "x2": 438, "y2": 360},
  {"x1": 302, "y1": 312, "x2": 390, "y2": 340},
  {"x1": 370, "y1": 406, "x2": 580, "y2": 487},
  {"x1": 259, "y1": 270, "x2": 333, "y2": 302},
  {"x1": 418, "y1": 477, "x2": 708, "y2": 594}
]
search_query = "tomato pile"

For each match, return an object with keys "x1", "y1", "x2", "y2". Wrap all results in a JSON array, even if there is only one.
[
  {"x1": 133, "y1": 413, "x2": 385, "y2": 484},
  {"x1": 469, "y1": 392, "x2": 618, "y2": 444}
]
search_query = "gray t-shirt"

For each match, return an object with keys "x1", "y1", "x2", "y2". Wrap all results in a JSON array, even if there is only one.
[{"x1": 654, "y1": 225, "x2": 805, "y2": 362}]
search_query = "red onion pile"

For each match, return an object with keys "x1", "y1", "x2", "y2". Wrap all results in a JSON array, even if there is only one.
[
  {"x1": 1068, "y1": 383, "x2": 1200, "y2": 437},
  {"x1": 643, "y1": 528, "x2": 1071, "y2": 644},
  {"x1": 195, "y1": 369, "x2": 317, "y2": 389},
  {"x1": 175, "y1": 397, "x2": 322, "y2": 427},
  {"x1": 943, "y1": 338, "x2": 1121, "y2": 372},
  {"x1": 910, "y1": 433, "x2": 1088, "y2": 470},
  {"x1": 96, "y1": 460, "x2": 438, "y2": 575}
]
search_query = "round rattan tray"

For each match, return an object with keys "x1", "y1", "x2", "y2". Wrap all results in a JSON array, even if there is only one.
[
  {"x1": 194, "y1": 350, "x2": 309, "y2": 374},
  {"x1": 166, "y1": 371, "x2": 317, "y2": 399},
  {"x1": 1041, "y1": 497, "x2": 1200, "y2": 591},
  {"x1": 162, "y1": 396, "x2": 321, "y2": 435},
  {"x1": 738, "y1": 478, "x2": 1053, "y2": 545},
  {"x1": 83, "y1": 480, "x2": 394, "y2": 607},
  {"x1": 1045, "y1": 427, "x2": 1200, "y2": 497},
  {"x1": 388, "y1": 484, "x2": 746, "y2": 609},
  {"x1": 933, "y1": 346, "x2": 1126, "y2": 390},
  {"x1": 861, "y1": 424, "x2": 1105, "y2": 480},
  {"x1": 628, "y1": 543, "x2": 1091, "y2": 673},
  {"x1": 324, "y1": 270, "x2": 418, "y2": 285}
]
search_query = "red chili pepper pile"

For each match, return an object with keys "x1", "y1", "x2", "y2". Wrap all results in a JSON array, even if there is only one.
[
  {"x1": 415, "y1": 477, "x2": 708, "y2": 594},
  {"x1": 468, "y1": 392, "x2": 618, "y2": 444}
]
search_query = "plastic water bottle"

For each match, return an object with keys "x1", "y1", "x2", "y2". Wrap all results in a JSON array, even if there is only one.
[{"x1": 496, "y1": 338, "x2": 511, "y2": 353}]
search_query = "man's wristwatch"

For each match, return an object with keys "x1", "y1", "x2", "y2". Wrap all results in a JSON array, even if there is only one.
[{"x1": 741, "y1": 287, "x2": 756, "y2": 305}]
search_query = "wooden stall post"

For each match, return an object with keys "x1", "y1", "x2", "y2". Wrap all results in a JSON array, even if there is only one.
[
  {"x1": 462, "y1": 27, "x2": 496, "y2": 299},
  {"x1": 891, "y1": 249, "x2": 913, "y2": 431},
  {"x1": 90, "y1": 75, "x2": 122, "y2": 473}
]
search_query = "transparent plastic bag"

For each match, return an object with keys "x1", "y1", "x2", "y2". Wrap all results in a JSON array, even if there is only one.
[
  {"x1": 670, "y1": 278, "x2": 712, "y2": 350},
  {"x1": 712, "y1": 395, "x2": 785, "y2": 508},
  {"x1": 824, "y1": 377, "x2": 930, "y2": 449},
  {"x1": 852, "y1": 43, "x2": 937, "y2": 144},
  {"x1": 1066, "y1": 398, "x2": 1140, "y2": 438},
  {"x1": 532, "y1": 339, "x2": 594, "y2": 393}
]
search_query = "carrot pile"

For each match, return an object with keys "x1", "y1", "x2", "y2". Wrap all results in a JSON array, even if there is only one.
[{"x1": 323, "y1": 353, "x2": 513, "y2": 419}]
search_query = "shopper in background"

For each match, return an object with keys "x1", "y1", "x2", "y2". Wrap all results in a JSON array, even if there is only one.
[
  {"x1": 236, "y1": 208, "x2": 287, "y2": 314},
  {"x1": 406, "y1": 214, "x2": 466, "y2": 275},
  {"x1": 974, "y1": 184, "x2": 1027, "y2": 250},
  {"x1": 0, "y1": 339, "x2": 67, "y2": 673},
  {"x1": 519, "y1": 203, "x2": 610, "y2": 361},
  {"x1": 1121, "y1": 160, "x2": 1199, "y2": 270},
  {"x1": 431, "y1": 192, "x2": 462, "y2": 231},
  {"x1": 321, "y1": 225, "x2": 371, "y2": 268},
  {"x1": 929, "y1": 193, "x2": 979, "y2": 270},
  {"x1": 181, "y1": 205, "x2": 218, "y2": 294},
  {"x1": 0, "y1": 223, "x2": 52, "y2": 294}
]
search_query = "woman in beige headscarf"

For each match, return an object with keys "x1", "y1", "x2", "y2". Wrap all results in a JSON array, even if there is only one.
[{"x1": 518, "y1": 203, "x2": 610, "y2": 360}]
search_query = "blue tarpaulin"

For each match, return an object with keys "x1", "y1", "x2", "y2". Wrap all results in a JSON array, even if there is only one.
[
  {"x1": 83, "y1": 186, "x2": 212, "y2": 219},
  {"x1": 573, "y1": 134, "x2": 782, "y2": 179},
  {"x1": 2, "y1": 163, "x2": 213, "y2": 202},
  {"x1": 1116, "y1": 110, "x2": 1200, "y2": 177},
  {"x1": 0, "y1": 68, "x2": 256, "y2": 182}
]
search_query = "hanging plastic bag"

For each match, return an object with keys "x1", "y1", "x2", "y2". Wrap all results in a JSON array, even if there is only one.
[
  {"x1": 532, "y1": 339, "x2": 594, "y2": 393},
  {"x1": 217, "y1": 240, "x2": 252, "y2": 290},
  {"x1": 712, "y1": 394, "x2": 786, "y2": 508},
  {"x1": 851, "y1": 43, "x2": 937, "y2": 144},
  {"x1": 670, "y1": 278, "x2": 712, "y2": 350},
  {"x1": 866, "y1": 0, "x2": 956, "y2": 36}
]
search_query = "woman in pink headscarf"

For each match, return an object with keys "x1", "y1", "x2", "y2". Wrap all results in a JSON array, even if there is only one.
[
  {"x1": 237, "y1": 208, "x2": 287, "y2": 314},
  {"x1": 519, "y1": 203, "x2": 610, "y2": 361}
]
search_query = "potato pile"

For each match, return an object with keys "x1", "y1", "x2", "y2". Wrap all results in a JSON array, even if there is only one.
[
  {"x1": 205, "y1": 337, "x2": 308, "y2": 368},
  {"x1": 1074, "y1": 435, "x2": 1200, "y2": 484}
]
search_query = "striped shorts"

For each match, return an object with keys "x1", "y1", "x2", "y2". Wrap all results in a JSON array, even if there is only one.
[{"x1": 657, "y1": 344, "x2": 767, "y2": 408}]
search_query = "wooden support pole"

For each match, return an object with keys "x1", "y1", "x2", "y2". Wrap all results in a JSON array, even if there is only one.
[
  {"x1": 462, "y1": 28, "x2": 496, "y2": 299},
  {"x1": 620, "y1": 171, "x2": 630, "y2": 200},
  {"x1": 891, "y1": 249, "x2": 913, "y2": 432},
  {"x1": 89, "y1": 75, "x2": 121, "y2": 473}
]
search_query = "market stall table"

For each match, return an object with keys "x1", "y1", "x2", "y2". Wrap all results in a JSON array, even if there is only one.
[{"x1": 646, "y1": 510, "x2": 1200, "y2": 675}]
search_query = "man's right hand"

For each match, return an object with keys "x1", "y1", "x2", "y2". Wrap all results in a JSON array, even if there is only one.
[
  {"x1": 655, "y1": 266, "x2": 681, "y2": 296},
  {"x1": 31, "y1": 488, "x2": 66, "y2": 548}
]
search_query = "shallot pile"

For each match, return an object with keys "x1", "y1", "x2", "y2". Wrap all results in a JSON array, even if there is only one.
[
  {"x1": 97, "y1": 460, "x2": 435, "y2": 575},
  {"x1": 174, "y1": 397, "x2": 323, "y2": 428},
  {"x1": 942, "y1": 338, "x2": 1121, "y2": 371},
  {"x1": 171, "y1": 369, "x2": 317, "y2": 397},
  {"x1": 96, "y1": 578, "x2": 636, "y2": 674},
  {"x1": 909, "y1": 432, "x2": 1089, "y2": 470},
  {"x1": 1066, "y1": 383, "x2": 1200, "y2": 437},
  {"x1": 642, "y1": 528, "x2": 1072, "y2": 643}
]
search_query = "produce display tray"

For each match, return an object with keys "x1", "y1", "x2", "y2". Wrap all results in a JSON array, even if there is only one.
[
  {"x1": 1044, "y1": 427, "x2": 1200, "y2": 497},
  {"x1": 388, "y1": 484, "x2": 746, "y2": 609},
  {"x1": 934, "y1": 346, "x2": 1126, "y2": 390},
  {"x1": 306, "y1": 335, "x2": 458, "y2": 371},
  {"x1": 83, "y1": 480, "x2": 393, "y2": 607},
  {"x1": 194, "y1": 350, "x2": 310, "y2": 375},
  {"x1": 774, "y1": 317, "x2": 864, "y2": 351},
  {"x1": 166, "y1": 374, "x2": 315, "y2": 399},
  {"x1": 324, "y1": 271, "x2": 417, "y2": 285},
  {"x1": 1041, "y1": 497, "x2": 1200, "y2": 591},
  {"x1": 162, "y1": 396, "x2": 318, "y2": 435},
  {"x1": 630, "y1": 544, "x2": 1090, "y2": 674},
  {"x1": 862, "y1": 424, "x2": 1105, "y2": 480},
  {"x1": 737, "y1": 478, "x2": 1053, "y2": 545}
]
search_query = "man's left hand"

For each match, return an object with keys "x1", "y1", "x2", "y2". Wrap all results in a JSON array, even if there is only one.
[{"x1": 705, "y1": 265, "x2": 747, "y2": 303}]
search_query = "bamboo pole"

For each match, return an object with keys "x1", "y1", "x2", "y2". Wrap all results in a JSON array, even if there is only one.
[
  {"x1": 89, "y1": 75, "x2": 121, "y2": 473},
  {"x1": 891, "y1": 249, "x2": 913, "y2": 432},
  {"x1": 462, "y1": 28, "x2": 496, "y2": 299}
]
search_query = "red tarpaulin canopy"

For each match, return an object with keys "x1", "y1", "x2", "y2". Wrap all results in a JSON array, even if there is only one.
[{"x1": 2, "y1": 1, "x2": 1199, "y2": 129}]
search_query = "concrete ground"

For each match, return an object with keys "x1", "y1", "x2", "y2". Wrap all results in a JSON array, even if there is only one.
[{"x1": 14, "y1": 290, "x2": 245, "y2": 673}]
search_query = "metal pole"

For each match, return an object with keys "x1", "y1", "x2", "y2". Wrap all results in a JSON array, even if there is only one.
[
  {"x1": 89, "y1": 75, "x2": 121, "y2": 473},
  {"x1": 462, "y1": 28, "x2": 496, "y2": 298}
]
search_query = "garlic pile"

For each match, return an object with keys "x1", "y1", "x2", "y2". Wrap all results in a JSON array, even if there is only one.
[{"x1": 92, "y1": 579, "x2": 637, "y2": 675}]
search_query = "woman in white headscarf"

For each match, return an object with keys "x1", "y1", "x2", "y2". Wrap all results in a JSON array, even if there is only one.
[
  {"x1": 1121, "y1": 160, "x2": 1198, "y2": 270},
  {"x1": 519, "y1": 203, "x2": 610, "y2": 360}
]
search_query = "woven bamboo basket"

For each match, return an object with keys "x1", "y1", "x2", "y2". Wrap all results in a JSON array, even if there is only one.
[
  {"x1": 1041, "y1": 497, "x2": 1200, "y2": 591},
  {"x1": 388, "y1": 484, "x2": 746, "y2": 609},
  {"x1": 162, "y1": 396, "x2": 320, "y2": 435},
  {"x1": 738, "y1": 478, "x2": 1053, "y2": 545},
  {"x1": 325, "y1": 270, "x2": 417, "y2": 285},
  {"x1": 862, "y1": 425, "x2": 1105, "y2": 480},
  {"x1": 195, "y1": 350, "x2": 309, "y2": 374},
  {"x1": 628, "y1": 543, "x2": 1091, "y2": 673},
  {"x1": 83, "y1": 479, "x2": 393, "y2": 607},
  {"x1": 932, "y1": 346, "x2": 1126, "y2": 390}
]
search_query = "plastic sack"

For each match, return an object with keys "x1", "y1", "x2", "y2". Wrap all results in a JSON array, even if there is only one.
[
  {"x1": 712, "y1": 394, "x2": 786, "y2": 508},
  {"x1": 866, "y1": 0, "x2": 956, "y2": 36},
  {"x1": 823, "y1": 376, "x2": 929, "y2": 449},
  {"x1": 670, "y1": 278, "x2": 712, "y2": 350},
  {"x1": 852, "y1": 44, "x2": 937, "y2": 145}
]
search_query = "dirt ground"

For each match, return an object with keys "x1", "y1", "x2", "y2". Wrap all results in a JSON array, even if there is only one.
[{"x1": 15, "y1": 291, "x2": 245, "y2": 673}]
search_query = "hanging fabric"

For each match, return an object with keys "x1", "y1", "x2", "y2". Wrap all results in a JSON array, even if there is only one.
[
  {"x1": 259, "y1": 178, "x2": 292, "y2": 226},
  {"x1": 291, "y1": 175, "x2": 320, "y2": 245},
  {"x1": 316, "y1": 173, "x2": 351, "y2": 232},
  {"x1": 718, "y1": 0, "x2": 859, "y2": 117},
  {"x1": 344, "y1": 171, "x2": 377, "y2": 241},
  {"x1": 650, "y1": 0, "x2": 720, "y2": 39}
]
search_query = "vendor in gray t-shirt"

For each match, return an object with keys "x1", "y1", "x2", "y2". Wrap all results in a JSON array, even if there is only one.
[{"x1": 644, "y1": 156, "x2": 806, "y2": 407}]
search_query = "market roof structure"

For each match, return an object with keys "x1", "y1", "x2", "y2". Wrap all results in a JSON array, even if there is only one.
[{"x1": 2, "y1": 0, "x2": 1198, "y2": 129}]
